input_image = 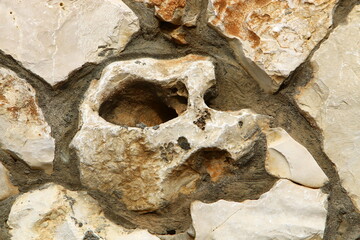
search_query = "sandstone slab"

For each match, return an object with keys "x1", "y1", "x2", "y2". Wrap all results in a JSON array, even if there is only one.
[
  {"x1": 295, "y1": 5, "x2": 360, "y2": 210},
  {"x1": 191, "y1": 179, "x2": 328, "y2": 240},
  {"x1": 0, "y1": 0, "x2": 139, "y2": 86},
  {"x1": 0, "y1": 162, "x2": 18, "y2": 201},
  {"x1": 207, "y1": 0, "x2": 338, "y2": 92},
  {"x1": 0, "y1": 68, "x2": 55, "y2": 173},
  {"x1": 265, "y1": 127, "x2": 328, "y2": 188},
  {"x1": 8, "y1": 183, "x2": 159, "y2": 240}
]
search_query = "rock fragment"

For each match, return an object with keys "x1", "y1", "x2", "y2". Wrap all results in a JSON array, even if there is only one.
[
  {"x1": 0, "y1": 0, "x2": 139, "y2": 86},
  {"x1": 295, "y1": 5, "x2": 360, "y2": 210},
  {"x1": 207, "y1": 0, "x2": 338, "y2": 92},
  {"x1": 7, "y1": 183, "x2": 159, "y2": 240},
  {"x1": 191, "y1": 179, "x2": 328, "y2": 240},
  {"x1": 0, "y1": 68, "x2": 55, "y2": 174},
  {"x1": 0, "y1": 162, "x2": 18, "y2": 200}
]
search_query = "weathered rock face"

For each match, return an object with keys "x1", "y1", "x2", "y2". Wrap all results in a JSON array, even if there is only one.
[
  {"x1": 0, "y1": 68, "x2": 55, "y2": 174},
  {"x1": 295, "y1": 5, "x2": 360, "y2": 210},
  {"x1": 207, "y1": 0, "x2": 338, "y2": 92},
  {"x1": 0, "y1": 0, "x2": 139, "y2": 86},
  {"x1": 0, "y1": 162, "x2": 18, "y2": 201},
  {"x1": 191, "y1": 179, "x2": 328, "y2": 240},
  {"x1": 71, "y1": 55, "x2": 271, "y2": 211},
  {"x1": 7, "y1": 183, "x2": 159, "y2": 240},
  {"x1": 265, "y1": 127, "x2": 328, "y2": 188}
]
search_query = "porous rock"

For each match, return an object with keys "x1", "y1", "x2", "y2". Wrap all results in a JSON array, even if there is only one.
[
  {"x1": 7, "y1": 183, "x2": 159, "y2": 240},
  {"x1": 191, "y1": 179, "x2": 328, "y2": 240},
  {"x1": 295, "y1": 5, "x2": 360, "y2": 210},
  {"x1": 207, "y1": 0, "x2": 338, "y2": 92},
  {"x1": 0, "y1": 67, "x2": 55, "y2": 174},
  {"x1": 0, "y1": 0, "x2": 139, "y2": 86},
  {"x1": 0, "y1": 162, "x2": 18, "y2": 201}
]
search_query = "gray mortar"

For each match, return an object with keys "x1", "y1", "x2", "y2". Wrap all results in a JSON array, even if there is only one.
[{"x1": 0, "y1": 0, "x2": 359, "y2": 239}]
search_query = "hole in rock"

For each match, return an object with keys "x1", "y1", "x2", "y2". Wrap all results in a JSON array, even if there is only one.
[{"x1": 99, "y1": 81, "x2": 188, "y2": 127}]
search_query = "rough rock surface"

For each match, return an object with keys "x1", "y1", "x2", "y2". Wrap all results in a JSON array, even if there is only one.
[
  {"x1": 265, "y1": 127, "x2": 328, "y2": 188},
  {"x1": 295, "y1": 5, "x2": 360, "y2": 210},
  {"x1": 7, "y1": 183, "x2": 159, "y2": 240},
  {"x1": 207, "y1": 0, "x2": 338, "y2": 92},
  {"x1": 0, "y1": 0, "x2": 139, "y2": 86},
  {"x1": 71, "y1": 55, "x2": 271, "y2": 211},
  {"x1": 0, "y1": 162, "x2": 18, "y2": 201},
  {"x1": 191, "y1": 179, "x2": 328, "y2": 240},
  {"x1": 0, "y1": 67, "x2": 55, "y2": 174}
]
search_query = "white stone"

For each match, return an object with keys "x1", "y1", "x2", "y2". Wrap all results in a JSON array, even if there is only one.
[
  {"x1": 0, "y1": 0, "x2": 139, "y2": 86},
  {"x1": 295, "y1": 5, "x2": 360, "y2": 210},
  {"x1": 265, "y1": 127, "x2": 328, "y2": 188},
  {"x1": 7, "y1": 183, "x2": 159, "y2": 240},
  {"x1": 0, "y1": 162, "x2": 18, "y2": 200},
  {"x1": 0, "y1": 68, "x2": 55, "y2": 174},
  {"x1": 207, "y1": 0, "x2": 338, "y2": 92},
  {"x1": 191, "y1": 179, "x2": 328, "y2": 240},
  {"x1": 71, "y1": 55, "x2": 271, "y2": 211}
]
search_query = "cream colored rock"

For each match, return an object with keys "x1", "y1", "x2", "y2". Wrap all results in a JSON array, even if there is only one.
[
  {"x1": 0, "y1": 0, "x2": 139, "y2": 86},
  {"x1": 0, "y1": 68, "x2": 55, "y2": 174},
  {"x1": 0, "y1": 162, "x2": 18, "y2": 200},
  {"x1": 71, "y1": 55, "x2": 271, "y2": 211},
  {"x1": 207, "y1": 0, "x2": 338, "y2": 92},
  {"x1": 295, "y1": 5, "x2": 360, "y2": 210},
  {"x1": 191, "y1": 179, "x2": 328, "y2": 240},
  {"x1": 7, "y1": 183, "x2": 159, "y2": 240},
  {"x1": 265, "y1": 127, "x2": 328, "y2": 188}
]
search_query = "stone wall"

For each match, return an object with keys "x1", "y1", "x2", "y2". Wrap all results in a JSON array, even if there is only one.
[{"x1": 0, "y1": 0, "x2": 360, "y2": 239}]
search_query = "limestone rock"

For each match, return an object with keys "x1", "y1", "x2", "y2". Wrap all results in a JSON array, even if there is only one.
[
  {"x1": 207, "y1": 0, "x2": 338, "y2": 92},
  {"x1": 295, "y1": 5, "x2": 360, "y2": 210},
  {"x1": 191, "y1": 179, "x2": 328, "y2": 240},
  {"x1": 0, "y1": 0, "x2": 139, "y2": 86},
  {"x1": 7, "y1": 183, "x2": 159, "y2": 240},
  {"x1": 71, "y1": 55, "x2": 271, "y2": 211},
  {"x1": 0, "y1": 68, "x2": 55, "y2": 174},
  {"x1": 0, "y1": 162, "x2": 18, "y2": 200},
  {"x1": 265, "y1": 127, "x2": 328, "y2": 188}
]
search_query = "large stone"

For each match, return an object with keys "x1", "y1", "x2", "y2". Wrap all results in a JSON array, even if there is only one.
[
  {"x1": 0, "y1": 162, "x2": 18, "y2": 201},
  {"x1": 0, "y1": 0, "x2": 139, "y2": 86},
  {"x1": 207, "y1": 0, "x2": 338, "y2": 92},
  {"x1": 0, "y1": 68, "x2": 55, "y2": 174},
  {"x1": 7, "y1": 183, "x2": 159, "y2": 240},
  {"x1": 295, "y1": 5, "x2": 360, "y2": 210},
  {"x1": 71, "y1": 55, "x2": 271, "y2": 211},
  {"x1": 191, "y1": 179, "x2": 328, "y2": 240},
  {"x1": 265, "y1": 127, "x2": 328, "y2": 188}
]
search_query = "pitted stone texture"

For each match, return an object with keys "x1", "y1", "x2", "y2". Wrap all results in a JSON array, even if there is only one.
[
  {"x1": 0, "y1": 162, "x2": 18, "y2": 200},
  {"x1": 0, "y1": 68, "x2": 55, "y2": 174},
  {"x1": 71, "y1": 55, "x2": 270, "y2": 211},
  {"x1": 265, "y1": 127, "x2": 328, "y2": 188},
  {"x1": 207, "y1": 0, "x2": 338, "y2": 92},
  {"x1": 0, "y1": 0, "x2": 139, "y2": 86},
  {"x1": 295, "y1": 5, "x2": 360, "y2": 210},
  {"x1": 191, "y1": 179, "x2": 328, "y2": 240},
  {"x1": 7, "y1": 183, "x2": 159, "y2": 240}
]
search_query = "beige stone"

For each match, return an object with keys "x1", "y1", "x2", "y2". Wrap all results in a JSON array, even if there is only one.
[
  {"x1": 8, "y1": 183, "x2": 159, "y2": 240},
  {"x1": 0, "y1": 162, "x2": 18, "y2": 200},
  {"x1": 295, "y1": 5, "x2": 360, "y2": 210},
  {"x1": 207, "y1": 0, "x2": 338, "y2": 92},
  {"x1": 0, "y1": 68, "x2": 55, "y2": 174},
  {"x1": 0, "y1": 0, "x2": 139, "y2": 86},
  {"x1": 191, "y1": 179, "x2": 328, "y2": 240}
]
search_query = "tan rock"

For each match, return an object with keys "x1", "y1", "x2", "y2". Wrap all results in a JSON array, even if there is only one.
[
  {"x1": 7, "y1": 183, "x2": 159, "y2": 240},
  {"x1": 0, "y1": 0, "x2": 139, "y2": 86},
  {"x1": 0, "y1": 162, "x2": 18, "y2": 200},
  {"x1": 0, "y1": 68, "x2": 55, "y2": 174},
  {"x1": 295, "y1": 5, "x2": 360, "y2": 210},
  {"x1": 191, "y1": 179, "x2": 328, "y2": 240},
  {"x1": 265, "y1": 127, "x2": 328, "y2": 188},
  {"x1": 207, "y1": 0, "x2": 338, "y2": 92}
]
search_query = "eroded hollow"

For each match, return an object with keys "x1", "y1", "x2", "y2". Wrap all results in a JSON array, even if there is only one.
[{"x1": 99, "y1": 80, "x2": 188, "y2": 127}]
